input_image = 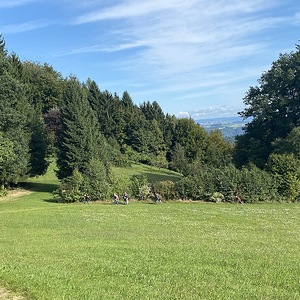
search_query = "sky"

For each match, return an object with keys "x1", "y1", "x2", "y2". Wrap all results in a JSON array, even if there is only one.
[{"x1": 0, "y1": 0, "x2": 300, "y2": 119}]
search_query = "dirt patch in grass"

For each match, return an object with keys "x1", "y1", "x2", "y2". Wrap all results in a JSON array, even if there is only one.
[
  {"x1": 0, "y1": 189, "x2": 32, "y2": 201},
  {"x1": 0, "y1": 287, "x2": 27, "y2": 300}
]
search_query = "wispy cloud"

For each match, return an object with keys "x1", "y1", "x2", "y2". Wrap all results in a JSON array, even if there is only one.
[
  {"x1": 0, "y1": 0, "x2": 38, "y2": 8},
  {"x1": 55, "y1": 0, "x2": 299, "y2": 117},
  {"x1": 72, "y1": 0, "x2": 285, "y2": 76},
  {"x1": 75, "y1": 0, "x2": 185, "y2": 23},
  {"x1": 0, "y1": 20, "x2": 53, "y2": 34}
]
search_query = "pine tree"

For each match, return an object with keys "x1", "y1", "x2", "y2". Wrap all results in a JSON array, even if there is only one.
[
  {"x1": 0, "y1": 72, "x2": 31, "y2": 186},
  {"x1": 56, "y1": 76, "x2": 108, "y2": 180}
]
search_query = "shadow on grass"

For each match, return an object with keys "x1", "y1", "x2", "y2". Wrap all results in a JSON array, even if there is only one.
[
  {"x1": 144, "y1": 172, "x2": 182, "y2": 183},
  {"x1": 21, "y1": 182, "x2": 59, "y2": 193},
  {"x1": 43, "y1": 198, "x2": 60, "y2": 204}
]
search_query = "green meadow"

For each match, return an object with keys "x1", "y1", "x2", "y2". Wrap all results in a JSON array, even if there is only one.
[{"x1": 1, "y1": 164, "x2": 300, "y2": 299}]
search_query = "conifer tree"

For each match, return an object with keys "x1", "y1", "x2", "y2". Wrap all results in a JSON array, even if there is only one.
[
  {"x1": 56, "y1": 76, "x2": 108, "y2": 180},
  {"x1": 0, "y1": 72, "x2": 31, "y2": 186}
]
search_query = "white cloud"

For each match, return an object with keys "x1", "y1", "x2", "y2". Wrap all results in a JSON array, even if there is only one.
[
  {"x1": 62, "y1": 0, "x2": 297, "y2": 117},
  {"x1": 176, "y1": 111, "x2": 191, "y2": 119},
  {"x1": 72, "y1": 0, "x2": 285, "y2": 77},
  {"x1": 179, "y1": 105, "x2": 242, "y2": 120},
  {"x1": 75, "y1": 0, "x2": 185, "y2": 23},
  {"x1": 0, "y1": 20, "x2": 52, "y2": 34}
]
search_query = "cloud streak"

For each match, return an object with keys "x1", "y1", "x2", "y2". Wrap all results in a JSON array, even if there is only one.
[
  {"x1": 72, "y1": 0, "x2": 286, "y2": 76},
  {"x1": 0, "y1": 0, "x2": 38, "y2": 8},
  {"x1": 0, "y1": 20, "x2": 53, "y2": 34}
]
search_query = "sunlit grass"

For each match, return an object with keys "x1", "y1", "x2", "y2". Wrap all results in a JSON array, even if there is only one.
[{"x1": 1, "y1": 164, "x2": 300, "y2": 299}]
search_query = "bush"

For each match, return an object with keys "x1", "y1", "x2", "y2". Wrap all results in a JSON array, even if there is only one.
[
  {"x1": 129, "y1": 174, "x2": 149, "y2": 199},
  {"x1": 209, "y1": 192, "x2": 224, "y2": 203},
  {"x1": 152, "y1": 180, "x2": 177, "y2": 200},
  {"x1": 239, "y1": 164, "x2": 278, "y2": 203},
  {"x1": 175, "y1": 175, "x2": 206, "y2": 200},
  {"x1": 84, "y1": 158, "x2": 109, "y2": 201},
  {"x1": 138, "y1": 184, "x2": 151, "y2": 200},
  {"x1": 213, "y1": 164, "x2": 240, "y2": 201},
  {"x1": 56, "y1": 169, "x2": 84, "y2": 203},
  {"x1": 0, "y1": 185, "x2": 8, "y2": 197},
  {"x1": 267, "y1": 153, "x2": 300, "y2": 200}
]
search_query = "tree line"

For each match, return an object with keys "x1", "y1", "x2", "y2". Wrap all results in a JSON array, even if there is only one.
[{"x1": 1, "y1": 34, "x2": 299, "y2": 202}]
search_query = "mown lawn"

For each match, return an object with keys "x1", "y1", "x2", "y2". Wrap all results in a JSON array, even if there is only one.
[{"x1": 0, "y1": 165, "x2": 300, "y2": 299}]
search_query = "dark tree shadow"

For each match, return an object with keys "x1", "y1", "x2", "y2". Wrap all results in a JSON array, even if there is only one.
[
  {"x1": 21, "y1": 182, "x2": 59, "y2": 193},
  {"x1": 43, "y1": 198, "x2": 60, "y2": 204},
  {"x1": 144, "y1": 172, "x2": 182, "y2": 183}
]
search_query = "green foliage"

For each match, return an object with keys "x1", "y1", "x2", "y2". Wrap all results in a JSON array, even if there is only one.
[
  {"x1": 172, "y1": 118, "x2": 208, "y2": 162},
  {"x1": 57, "y1": 168, "x2": 84, "y2": 203},
  {"x1": 204, "y1": 129, "x2": 234, "y2": 167},
  {"x1": 151, "y1": 151, "x2": 168, "y2": 169},
  {"x1": 169, "y1": 143, "x2": 189, "y2": 173},
  {"x1": 175, "y1": 163, "x2": 279, "y2": 203},
  {"x1": 129, "y1": 174, "x2": 149, "y2": 199},
  {"x1": 152, "y1": 180, "x2": 177, "y2": 200},
  {"x1": 138, "y1": 184, "x2": 151, "y2": 200},
  {"x1": 0, "y1": 186, "x2": 7, "y2": 196},
  {"x1": 235, "y1": 46, "x2": 300, "y2": 168},
  {"x1": 0, "y1": 69, "x2": 31, "y2": 186},
  {"x1": 0, "y1": 132, "x2": 16, "y2": 185},
  {"x1": 0, "y1": 34, "x2": 7, "y2": 56},
  {"x1": 21, "y1": 61, "x2": 64, "y2": 113},
  {"x1": 84, "y1": 158, "x2": 109, "y2": 201},
  {"x1": 272, "y1": 126, "x2": 300, "y2": 158},
  {"x1": 213, "y1": 164, "x2": 240, "y2": 200},
  {"x1": 107, "y1": 137, "x2": 130, "y2": 167},
  {"x1": 56, "y1": 76, "x2": 108, "y2": 179},
  {"x1": 29, "y1": 111, "x2": 51, "y2": 176},
  {"x1": 238, "y1": 164, "x2": 278, "y2": 203},
  {"x1": 209, "y1": 192, "x2": 224, "y2": 203},
  {"x1": 175, "y1": 174, "x2": 207, "y2": 200},
  {"x1": 267, "y1": 153, "x2": 300, "y2": 200}
]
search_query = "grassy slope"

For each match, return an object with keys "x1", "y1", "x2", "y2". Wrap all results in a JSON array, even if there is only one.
[
  {"x1": 112, "y1": 162, "x2": 182, "y2": 188},
  {"x1": 1, "y1": 164, "x2": 300, "y2": 299}
]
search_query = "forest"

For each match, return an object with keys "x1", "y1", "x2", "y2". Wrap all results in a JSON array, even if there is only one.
[{"x1": 0, "y1": 34, "x2": 300, "y2": 203}]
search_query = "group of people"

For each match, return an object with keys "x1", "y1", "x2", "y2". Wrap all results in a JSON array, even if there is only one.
[
  {"x1": 83, "y1": 191, "x2": 163, "y2": 204},
  {"x1": 113, "y1": 191, "x2": 162, "y2": 205},
  {"x1": 113, "y1": 192, "x2": 129, "y2": 205}
]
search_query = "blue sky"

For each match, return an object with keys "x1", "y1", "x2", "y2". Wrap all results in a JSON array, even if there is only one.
[{"x1": 0, "y1": 0, "x2": 299, "y2": 119}]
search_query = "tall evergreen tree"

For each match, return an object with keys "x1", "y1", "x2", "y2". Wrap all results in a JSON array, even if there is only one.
[
  {"x1": 56, "y1": 76, "x2": 108, "y2": 180},
  {"x1": 0, "y1": 72, "x2": 31, "y2": 186},
  {"x1": 29, "y1": 110, "x2": 51, "y2": 176}
]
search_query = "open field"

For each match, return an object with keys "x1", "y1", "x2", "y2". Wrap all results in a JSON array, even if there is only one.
[{"x1": 1, "y1": 165, "x2": 300, "y2": 299}]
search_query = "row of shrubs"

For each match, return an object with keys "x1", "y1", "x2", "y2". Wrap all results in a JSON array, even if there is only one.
[{"x1": 55, "y1": 162, "x2": 300, "y2": 203}]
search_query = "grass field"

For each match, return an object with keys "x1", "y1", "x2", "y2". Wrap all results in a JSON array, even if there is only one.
[
  {"x1": 112, "y1": 162, "x2": 182, "y2": 187},
  {"x1": 1, "y1": 164, "x2": 300, "y2": 299}
]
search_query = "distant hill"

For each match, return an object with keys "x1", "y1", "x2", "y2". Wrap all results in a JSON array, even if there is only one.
[{"x1": 195, "y1": 116, "x2": 249, "y2": 141}]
